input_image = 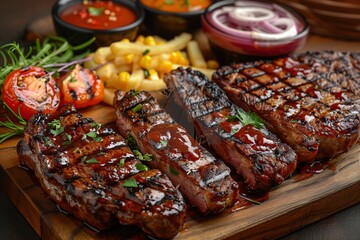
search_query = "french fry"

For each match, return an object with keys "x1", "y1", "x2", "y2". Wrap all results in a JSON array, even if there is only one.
[
  {"x1": 187, "y1": 40, "x2": 207, "y2": 68},
  {"x1": 126, "y1": 69, "x2": 144, "y2": 91},
  {"x1": 110, "y1": 32, "x2": 192, "y2": 56},
  {"x1": 102, "y1": 88, "x2": 117, "y2": 105},
  {"x1": 93, "y1": 47, "x2": 113, "y2": 64},
  {"x1": 139, "y1": 78, "x2": 167, "y2": 92},
  {"x1": 96, "y1": 63, "x2": 118, "y2": 87}
]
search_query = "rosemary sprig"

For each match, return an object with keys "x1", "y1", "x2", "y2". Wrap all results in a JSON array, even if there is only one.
[
  {"x1": 0, "y1": 102, "x2": 26, "y2": 143},
  {"x1": 0, "y1": 36, "x2": 95, "y2": 89}
]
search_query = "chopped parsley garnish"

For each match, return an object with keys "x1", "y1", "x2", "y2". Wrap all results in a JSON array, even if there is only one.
[
  {"x1": 165, "y1": 0, "x2": 174, "y2": 4},
  {"x1": 86, "y1": 131, "x2": 102, "y2": 142},
  {"x1": 81, "y1": 156, "x2": 87, "y2": 162},
  {"x1": 143, "y1": 69, "x2": 150, "y2": 78},
  {"x1": 119, "y1": 158, "x2": 125, "y2": 168},
  {"x1": 132, "y1": 104, "x2": 142, "y2": 113},
  {"x1": 142, "y1": 49, "x2": 150, "y2": 56},
  {"x1": 90, "y1": 123, "x2": 102, "y2": 130},
  {"x1": 98, "y1": 152, "x2": 106, "y2": 156},
  {"x1": 169, "y1": 166, "x2": 180, "y2": 176},
  {"x1": 69, "y1": 75, "x2": 77, "y2": 83},
  {"x1": 230, "y1": 127, "x2": 239, "y2": 135},
  {"x1": 160, "y1": 140, "x2": 168, "y2": 147},
  {"x1": 126, "y1": 135, "x2": 139, "y2": 150},
  {"x1": 42, "y1": 136, "x2": 53, "y2": 146},
  {"x1": 85, "y1": 157, "x2": 99, "y2": 164},
  {"x1": 88, "y1": 7, "x2": 104, "y2": 16},
  {"x1": 131, "y1": 90, "x2": 140, "y2": 97},
  {"x1": 135, "y1": 163, "x2": 149, "y2": 172},
  {"x1": 73, "y1": 147, "x2": 80, "y2": 154},
  {"x1": 64, "y1": 133, "x2": 72, "y2": 144},
  {"x1": 122, "y1": 178, "x2": 138, "y2": 188},
  {"x1": 48, "y1": 119, "x2": 64, "y2": 136},
  {"x1": 226, "y1": 109, "x2": 264, "y2": 129},
  {"x1": 133, "y1": 150, "x2": 153, "y2": 161},
  {"x1": 283, "y1": 105, "x2": 290, "y2": 111},
  {"x1": 290, "y1": 119, "x2": 298, "y2": 123}
]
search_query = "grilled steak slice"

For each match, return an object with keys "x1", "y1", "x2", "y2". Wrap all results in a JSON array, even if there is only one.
[
  {"x1": 291, "y1": 51, "x2": 360, "y2": 97},
  {"x1": 213, "y1": 54, "x2": 360, "y2": 163},
  {"x1": 165, "y1": 67, "x2": 297, "y2": 191},
  {"x1": 17, "y1": 104, "x2": 186, "y2": 239},
  {"x1": 114, "y1": 90, "x2": 239, "y2": 214}
]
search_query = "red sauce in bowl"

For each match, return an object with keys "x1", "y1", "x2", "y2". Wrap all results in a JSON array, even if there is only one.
[{"x1": 60, "y1": 0, "x2": 136, "y2": 30}]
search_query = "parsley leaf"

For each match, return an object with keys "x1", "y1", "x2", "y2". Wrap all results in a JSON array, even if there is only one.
[
  {"x1": 133, "y1": 150, "x2": 153, "y2": 161},
  {"x1": 85, "y1": 158, "x2": 99, "y2": 164},
  {"x1": 226, "y1": 109, "x2": 264, "y2": 129},
  {"x1": 122, "y1": 178, "x2": 138, "y2": 188},
  {"x1": 135, "y1": 163, "x2": 149, "y2": 172},
  {"x1": 88, "y1": 7, "x2": 104, "y2": 16},
  {"x1": 119, "y1": 158, "x2": 125, "y2": 168},
  {"x1": 48, "y1": 119, "x2": 64, "y2": 136},
  {"x1": 142, "y1": 49, "x2": 150, "y2": 56},
  {"x1": 132, "y1": 104, "x2": 142, "y2": 113},
  {"x1": 86, "y1": 131, "x2": 102, "y2": 142}
]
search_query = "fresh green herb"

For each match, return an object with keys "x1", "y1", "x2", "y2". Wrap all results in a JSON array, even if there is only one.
[
  {"x1": 42, "y1": 136, "x2": 53, "y2": 147},
  {"x1": 119, "y1": 158, "x2": 125, "y2": 168},
  {"x1": 0, "y1": 103, "x2": 26, "y2": 143},
  {"x1": 283, "y1": 105, "x2": 290, "y2": 111},
  {"x1": 184, "y1": 0, "x2": 190, "y2": 6},
  {"x1": 135, "y1": 163, "x2": 149, "y2": 172},
  {"x1": 226, "y1": 109, "x2": 264, "y2": 129},
  {"x1": 73, "y1": 147, "x2": 80, "y2": 154},
  {"x1": 132, "y1": 104, "x2": 142, "y2": 113},
  {"x1": 86, "y1": 131, "x2": 102, "y2": 142},
  {"x1": 68, "y1": 75, "x2": 77, "y2": 83},
  {"x1": 165, "y1": 0, "x2": 174, "y2": 4},
  {"x1": 160, "y1": 140, "x2": 168, "y2": 147},
  {"x1": 133, "y1": 149, "x2": 153, "y2": 161},
  {"x1": 48, "y1": 119, "x2": 64, "y2": 136},
  {"x1": 90, "y1": 123, "x2": 102, "y2": 130},
  {"x1": 85, "y1": 157, "x2": 99, "y2": 164},
  {"x1": 88, "y1": 7, "x2": 104, "y2": 16},
  {"x1": 314, "y1": 84, "x2": 320, "y2": 90},
  {"x1": 143, "y1": 69, "x2": 150, "y2": 78},
  {"x1": 131, "y1": 90, "x2": 140, "y2": 97},
  {"x1": 126, "y1": 135, "x2": 139, "y2": 150},
  {"x1": 230, "y1": 127, "x2": 239, "y2": 135},
  {"x1": 81, "y1": 156, "x2": 87, "y2": 163},
  {"x1": 0, "y1": 36, "x2": 95, "y2": 88},
  {"x1": 240, "y1": 195, "x2": 261, "y2": 205},
  {"x1": 169, "y1": 166, "x2": 180, "y2": 176},
  {"x1": 142, "y1": 49, "x2": 150, "y2": 56},
  {"x1": 122, "y1": 178, "x2": 138, "y2": 188},
  {"x1": 64, "y1": 133, "x2": 72, "y2": 144},
  {"x1": 290, "y1": 119, "x2": 298, "y2": 124},
  {"x1": 98, "y1": 152, "x2": 106, "y2": 156}
]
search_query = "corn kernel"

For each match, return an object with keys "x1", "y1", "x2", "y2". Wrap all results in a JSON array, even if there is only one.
[
  {"x1": 139, "y1": 55, "x2": 152, "y2": 70},
  {"x1": 136, "y1": 35, "x2": 145, "y2": 44},
  {"x1": 156, "y1": 60, "x2": 173, "y2": 73},
  {"x1": 144, "y1": 36, "x2": 156, "y2": 46},
  {"x1": 125, "y1": 53, "x2": 135, "y2": 64},
  {"x1": 207, "y1": 60, "x2": 219, "y2": 69},
  {"x1": 147, "y1": 69, "x2": 159, "y2": 80},
  {"x1": 119, "y1": 71, "x2": 131, "y2": 82},
  {"x1": 120, "y1": 38, "x2": 130, "y2": 43},
  {"x1": 170, "y1": 51, "x2": 180, "y2": 63},
  {"x1": 156, "y1": 40, "x2": 166, "y2": 45},
  {"x1": 178, "y1": 52, "x2": 189, "y2": 66}
]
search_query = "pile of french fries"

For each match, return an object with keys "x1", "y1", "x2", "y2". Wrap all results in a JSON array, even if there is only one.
[{"x1": 84, "y1": 32, "x2": 219, "y2": 105}]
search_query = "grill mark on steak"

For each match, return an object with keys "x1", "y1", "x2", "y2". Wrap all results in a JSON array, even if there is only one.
[
  {"x1": 165, "y1": 67, "x2": 297, "y2": 191},
  {"x1": 213, "y1": 53, "x2": 360, "y2": 163},
  {"x1": 17, "y1": 104, "x2": 186, "y2": 239},
  {"x1": 114, "y1": 90, "x2": 239, "y2": 214}
]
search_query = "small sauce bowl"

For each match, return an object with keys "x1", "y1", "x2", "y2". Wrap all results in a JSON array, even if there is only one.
[
  {"x1": 202, "y1": 0, "x2": 309, "y2": 64},
  {"x1": 138, "y1": 0, "x2": 213, "y2": 39},
  {"x1": 52, "y1": 0, "x2": 144, "y2": 47}
]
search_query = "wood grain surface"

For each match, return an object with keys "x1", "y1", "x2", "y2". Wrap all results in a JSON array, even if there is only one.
[{"x1": 0, "y1": 99, "x2": 360, "y2": 239}]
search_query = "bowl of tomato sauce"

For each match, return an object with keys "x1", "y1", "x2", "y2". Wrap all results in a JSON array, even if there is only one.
[
  {"x1": 52, "y1": 0, "x2": 144, "y2": 47},
  {"x1": 138, "y1": 0, "x2": 214, "y2": 39}
]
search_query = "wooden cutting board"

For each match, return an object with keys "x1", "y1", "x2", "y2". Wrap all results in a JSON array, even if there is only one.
[{"x1": 1, "y1": 101, "x2": 360, "y2": 240}]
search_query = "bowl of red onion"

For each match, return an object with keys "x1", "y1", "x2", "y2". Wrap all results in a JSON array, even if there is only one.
[{"x1": 202, "y1": 0, "x2": 309, "y2": 64}]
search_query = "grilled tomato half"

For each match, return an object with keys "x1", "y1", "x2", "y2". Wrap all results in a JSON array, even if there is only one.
[
  {"x1": 2, "y1": 66, "x2": 60, "y2": 120},
  {"x1": 58, "y1": 64, "x2": 104, "y2": 109}
]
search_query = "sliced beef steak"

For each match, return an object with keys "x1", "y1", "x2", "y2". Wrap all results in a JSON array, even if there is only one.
[
  {"x1": 165, "y1": 67, "x2": 297, "y2": 191},
  {"x1": 213, "y1": 53, "x2": 360, "y2": 162},
  {"x1": 114, "y1": 90, "x2": 239, "y2": 214},
  {"x1": 17, "y1": 104, "x2": 186, "y2": 239}
]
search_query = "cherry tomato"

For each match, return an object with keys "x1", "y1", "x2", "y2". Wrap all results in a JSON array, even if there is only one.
[
  {"x1": 57, "y1": 64, "x2": 104, "y2": 109},
  {"x1": 2, "y1": 66, "x2": 60, "y2": 121}
]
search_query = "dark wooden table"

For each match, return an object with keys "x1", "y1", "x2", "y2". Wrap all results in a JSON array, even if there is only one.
[{"x1": 0, "y1": 1, "x2": 359, "y2": 239}]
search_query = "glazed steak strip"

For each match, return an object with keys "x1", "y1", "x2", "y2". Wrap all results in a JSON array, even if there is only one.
[
  {"x1": 213, "y1": 55, "x2": 360, "y2": 162},
  {"x1": 114, "y1": 90, "x2": 239, "y2": 214},
  {"x1": 165, "y1": 67, "x2": 297, "y2": 191},
  {"x1": 17, "y1": 105, "x2": 186, "y2": 239}
]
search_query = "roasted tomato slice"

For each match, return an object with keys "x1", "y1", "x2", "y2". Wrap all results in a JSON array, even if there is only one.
[
  {"x1": 2, "y1": 66, "x2": 60, "y2": 121},
  {"x1": 58, "y1": 64, "x2": 104, "y2": 109}
]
